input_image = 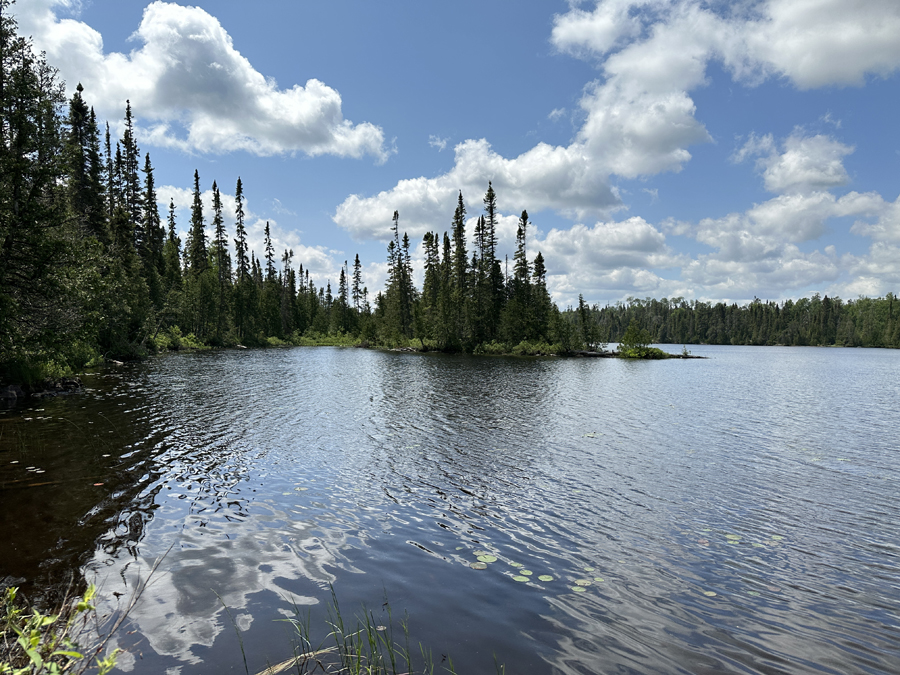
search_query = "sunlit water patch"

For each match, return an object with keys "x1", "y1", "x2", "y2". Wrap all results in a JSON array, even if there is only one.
[{"x1": 2, "y1": 345, "x2": 899, "y2": 673}]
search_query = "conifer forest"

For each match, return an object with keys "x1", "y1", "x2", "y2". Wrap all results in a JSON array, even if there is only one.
[{"x1": 2, "y1": 8, "x2": 899, "y2": 385}]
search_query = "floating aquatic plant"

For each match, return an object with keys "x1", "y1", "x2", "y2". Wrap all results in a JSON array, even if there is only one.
[
  {"x1": 519, "y1": 570, "x2": 532, "y2": 576},
  {"x1": 477, "y1": 555, "x2": 497, "y2": 563},
  {"x1": 538, "y1": 575, "x2": 553, "y2": 582},
  {"x1": 470, "y1": 562, "x2": 487, "y2": 570},
  {"x1": 512, "y1": 576, "x2": 529, "y2": 582},
  {"x1": 703, "y1": 591, "x2": 717, "y2": 597},
  {"x1": 574, "y1": 579, "x2": 591, "y2": 587},
  {"x1": 572, "y1": 586, "x2": 586, "y2": 593}
]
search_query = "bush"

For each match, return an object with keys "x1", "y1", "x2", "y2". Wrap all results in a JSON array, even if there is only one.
[{"x1": 1, "y1": 585, "x2": 119, "y2": 675}]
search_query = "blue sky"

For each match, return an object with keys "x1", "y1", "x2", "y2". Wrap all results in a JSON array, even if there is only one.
[{"x1": 16, "y1": 0, "x2": 900, "y2": 306}]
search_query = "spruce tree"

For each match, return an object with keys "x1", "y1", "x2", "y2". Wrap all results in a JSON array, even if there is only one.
[
  {"x1": 450, "y1": 191, "x2": 469, "y2": 343},
  {"x1": 0, "y1": 9, "x2": 75, "y2": 371},
  {"x1": 141, "y1": 153, "x2": 163, "y2": 266},
  {"x1": 233, "y1": 177, "x2": 249, "y2": 280},
  {"x1": 121, "y1": 101, "x2": 143, "y2": 240},
  {"x1": 163, "y1": 199, "x2": 182, "y2": 290},
  {"x1": 187, "y1": 170, "x2": 207, "y2": 273},
  {"x1": 211, "y1": 181, "x2": 231, "y2": 338},
  {"x1": 140, "y1": 153, "x2": 164, "y2": 306},
  {"x1": 264, "y1": 221, "x2": 276, "y2": 281},
  {"x1": 352, "y1": 254, "x2": 362, "y2": 313},
  {"x1": 64, "y1": 83, "x2": 104, "y2": 239}
]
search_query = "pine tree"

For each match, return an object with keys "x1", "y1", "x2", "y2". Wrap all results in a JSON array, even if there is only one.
[
  {"x1": 121, "y1": 101, "x2": 143, "y2": 241},
  {"x1": 0, "y1": 9, "x2": 75, "y2": 370},
  {"x1": 531, "y1": 251, "x2": 552, "y2": 340},
  {"x1": 421, "y1": 231, "x2": 440, "y2": 341},
  {"x1": 264, "y1": 221, "x2": 276, "y2": 281},
  {"x1": 103, "y1": 122, "x2": 115, "y2": 223},
  {"x1": 141, "y1": 153, "x2": 163, "y2": 266},
  {"x1": 502, "y1": 210, "x2": 532, "y2": 343},
  {"x1": 450, "y1": 191, "x2": 469, "y2": 343},
  {"x1": 64, "y1": 83, "x2": 104, "y2": 240},
  {"x1": 280, "y1": 248, "x2": 295, "y2": 335},
  {"x1": 352, "y1": 253, "x2": 362, "y2": 313},
  {"x1": 163, "y1": 199, "x2": 182, "y2": 290},
  {"x1": 187, "y1": 170, "x2": 207, "y2": 273},
  {"x1": 141, "y1": 152, "x2": 164, "y2": 306},
  {"x1": 233, "y1": 177, "x2": 249, "y2": 280},
  {"x1": 211, "y1": 181, "x2": 231, "y2": 338}
]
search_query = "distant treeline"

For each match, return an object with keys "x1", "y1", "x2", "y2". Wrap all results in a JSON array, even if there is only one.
[{"x1": 585, "y1": 295, "x2": 900, "y2": 348}]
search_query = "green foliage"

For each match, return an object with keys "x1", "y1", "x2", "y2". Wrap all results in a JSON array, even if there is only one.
[
  {"x1": 582, "y1": 293, "x2": 900, "y2": 350},
  {"x1": 617, "y1": 319, "x2": 669, "y2": 358},
  {"x1": 1, "y1": 585, "x2": 119, "y2": 675}
]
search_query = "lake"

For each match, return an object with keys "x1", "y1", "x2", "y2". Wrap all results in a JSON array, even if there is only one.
[{"x1": 1, "y1": 345, "x2": 899, "y2": 674}]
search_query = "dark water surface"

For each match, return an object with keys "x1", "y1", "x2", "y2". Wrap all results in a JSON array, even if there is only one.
[{"x1": 2, "y1": 345, "x2": 899, "y2": 674}]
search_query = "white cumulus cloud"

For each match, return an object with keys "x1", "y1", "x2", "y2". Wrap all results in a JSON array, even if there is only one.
[
  {"x1": 735, "y1": 132, "x2": 854, "y2": 194},
  {"x1": 16, "y1": 0, "x2": 389, "y2": 160}
]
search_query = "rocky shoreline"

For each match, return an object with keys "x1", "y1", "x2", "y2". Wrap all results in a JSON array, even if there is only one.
[{"x1": 0, "y1": 377, "x2": 84, "y2": 406}]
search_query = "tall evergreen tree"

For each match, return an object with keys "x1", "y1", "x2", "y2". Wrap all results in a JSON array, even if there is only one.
[
  {"x1": 187, "y1": 169, "x2": 207, "y2": 273},
  {"x1": 64, "y1": 83, "x2": 105, "y2": 240},
  {"x1": 264, "y1": 220, "x2": 276, "y2": 281},
  {"x1": 121, "y1": 101, "x2": 142, "y2": 239},
  {"x1": 211, "y1": 181, "x2": 231, "y2": 338},
  {"x1": 140, "y1": 152, "x2": 164, "y2": 306},
  {"x1": 450, "y1": 191, "x2": 469, "y2": 343},
  {"x1": 233, "y1": 177, "x2": 249, "y2": 280},
  {"x1": 0, "y1": 8, "x2": 76, "y2": 370},
  {"x1": 141, "y1": 153, "x2": 163, "y2": 265},
  {"x1": 162, "y1": 199, "x2": 182, "y2": 290},
  {"x1": 352, "y1": 253, "x2": 362, "y2": 313}
]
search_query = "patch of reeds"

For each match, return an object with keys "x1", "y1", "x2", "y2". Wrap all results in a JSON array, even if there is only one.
[{"x1": 250, "y1": 588, "x2": 464, "y2": 675}]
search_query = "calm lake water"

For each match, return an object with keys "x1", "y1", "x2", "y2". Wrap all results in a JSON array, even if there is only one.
[{"x1": 1, "y1": 345, "x2": 899, "y2": 674}]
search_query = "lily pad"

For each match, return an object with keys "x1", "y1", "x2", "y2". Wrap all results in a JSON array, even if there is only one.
[
  {"x1": 470, "y1": 562, "x2": 488, "y2": 570},
  {"x1": 520, "y1": 570, "x2": 533, "y2": 576},
  {"x1": 594, "y1": 577, "x2": 604, "y2": 582},
  {"x1": 747, "y1": 591, "x2": 760, "y2": 596},
  {"x1": 512, "y1": 575, "x2": 529, "y2": 582},
  {"x1": 477, "y1": 555, "x2": 497, "y2": 563},
  {"x1": 538, "y1": 575, "x2": 554, "y2": 582},
  {"x1": 473, "y1": 550, "x2": 491, "y2": 556},
  {"x1": 574, "y1": 579, "x2": 592, "y2": 586},
  {"x1": 572, "y1": 586, "x2": 587, "y2": 593},
  {"x1": 509, "y1": 562, "x2": 523, "y2": 568},
  {"x1": 584, "y1": 566, "x2": 595, "y2": 572},
  {"x1": 770, "y1": 535, "x2": 784, "y2": 541},
  {"x1": 703, "y1": 591, "x2": 717, "y2": 597},
  {"x1": 725, "y1": 534, "x2": 741, "y2": 540}
]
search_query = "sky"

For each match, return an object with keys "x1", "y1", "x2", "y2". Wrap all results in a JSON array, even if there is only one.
[{"x1": 13, "y1": 0, "x2": 900, "y2": 307}]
